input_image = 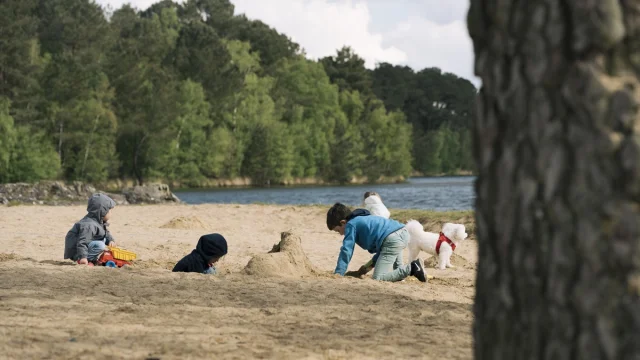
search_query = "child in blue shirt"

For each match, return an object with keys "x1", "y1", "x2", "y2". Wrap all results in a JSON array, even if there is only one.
[{"x1": 326, "y1": 203, "x2": 426, "y2": 282}]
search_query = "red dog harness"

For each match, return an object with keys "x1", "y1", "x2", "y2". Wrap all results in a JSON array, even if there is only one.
[{"x1": 435, "y1": 232, "x2": 456, "y2": 255}]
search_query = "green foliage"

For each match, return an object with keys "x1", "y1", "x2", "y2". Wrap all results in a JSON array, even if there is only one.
[
  {"x1": 173, "y1": 21, "x2": 241, "y2": 101},
  {"x1": 182, "y1": 0, "x2": 235, "y2": 31},
  {"x1": 0, "y1": 98, "x2": 59, "y2": 182},
  {"x1": 270, "y1": 57, "x2": 342, "y2": 178},
  {"x1": 202, "y1": 126, "x2": 235, "y2": 178},
  {"x1": 224, "y1": 15, "x2": 300, "y2": 71},
  {"x1": 359, "y1": 101, "x2": 412, "y2": 180},
  {"x1": 9, "y1": 126, "x2": 61, "y2": 182},
  {"x1": 242, "y1": 121, "x2": 293, "y2": 184},
  {"x1": 0, "y1": 0, "x2": 476, "y2": 186},
  {"x1": 329, "y1": 111, "x2": 364, "y2": 183},
  {"x1": 458, "y1": 128, "x2": 475, "y2": 172},
  {"x1": 373, "y1": 64, "x2": 477, "y2": 174},
  {"x1": 0, "y1": 98, "x2": 17, "y2": 178},
  {"x1": 320, "y1": 47, "x2": 373, "y2": 98},
  {"x1": 371, "y1": 63, "x2": 415, "y2": 112},
  {"x1": 413, "y1": 125, "x2": 473, "y2": 175},
  {"x1": 0, "y1": 0, "x2": 46, "y2": 124},
  {"x1": 414, "y1": 129, "x2": 443, "y2": 174},
  {"x1": 225, "y1": 39, "x2": 261, "y2": 75},
  {"x1": 152, "y1": 80, "x2": 210, "y2": 183}
]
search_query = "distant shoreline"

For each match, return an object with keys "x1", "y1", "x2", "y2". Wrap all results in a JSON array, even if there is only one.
[
  {"x1": 99, "y1": 172, "x2": 476, "y2": 192},
  {"x1": 0, "y1": 172, "x2": 475, "y2": 193}
]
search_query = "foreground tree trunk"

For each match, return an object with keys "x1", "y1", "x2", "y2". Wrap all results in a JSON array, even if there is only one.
[{"x1": 468, "y1": 1, "x2": 640, "y2": 359}]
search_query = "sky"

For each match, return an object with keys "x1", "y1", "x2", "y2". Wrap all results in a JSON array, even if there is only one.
[{"x1": 95, "y1": 0, "x2": 478, "y2": 85}]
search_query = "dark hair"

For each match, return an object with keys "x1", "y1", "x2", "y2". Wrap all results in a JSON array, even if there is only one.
[
  {"x1": 364, "y1": 191, "x2": 380, "y2": 200},
  {"x1": 326, "y1": 203, "x2": 351, "y2": 230}
]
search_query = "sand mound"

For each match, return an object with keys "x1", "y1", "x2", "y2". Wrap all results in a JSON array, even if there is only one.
[
  {"x1": 131, "y1": 259, "x2": 177, "y2": 270},
  {"x1": 160, "y1": 215, "x2": 207, "y2": 230},
  {"x1": 0, "y1": 253, "x2": 24, "y2": 262},
  {"x1": 0, "y1": 254, "x2": 75, "y2": 266},
  {"x1": 244, "y1": 231, "x2": 321, "y2": 278}
]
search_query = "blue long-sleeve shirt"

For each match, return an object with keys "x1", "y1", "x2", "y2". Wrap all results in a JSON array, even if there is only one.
[{"x1": 334, "y1": 213, "x2": 404, "y2": 275}]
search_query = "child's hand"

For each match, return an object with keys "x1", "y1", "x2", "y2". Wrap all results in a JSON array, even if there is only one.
[
  {"x1": 77, "y1": 258, "x2": 88, "y2": 265},
  {"x1": 109, "y1": 241, "x2": 117, "y2": 248},
  {"x1": 357, "y1": 264, "x2": 373, "y2": 276},
  {"x1": 344, "y1": 270, "x2": 363, "y2": 278}
]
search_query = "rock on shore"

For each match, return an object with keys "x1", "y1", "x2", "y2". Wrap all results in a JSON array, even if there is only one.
[{"x1": 0, "y1": 181, "x2": 180, "y2": 205}]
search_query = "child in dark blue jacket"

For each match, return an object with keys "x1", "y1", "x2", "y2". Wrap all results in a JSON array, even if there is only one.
[
  {"x1": 173, "y1": 234, "x2": 227, "y2": 274},
  {"x1": 326, "y1": 203, "x2": 426, "y2": 282}
]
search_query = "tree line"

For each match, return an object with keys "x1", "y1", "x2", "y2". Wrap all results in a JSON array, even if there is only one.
[{"x1": 0, "y1": 0, "x2": 477, "y2": 186}]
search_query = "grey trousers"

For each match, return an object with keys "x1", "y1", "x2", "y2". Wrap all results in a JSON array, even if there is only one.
[
  {"x1": 87, "y1": 240, "x2": 106, "y2": 261},
  {"x1": 372, "y1": 228, "x2": 411, "y2": 282}
]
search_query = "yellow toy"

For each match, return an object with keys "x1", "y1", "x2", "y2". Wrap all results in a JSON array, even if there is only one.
[{"x1": 96, "y1": 246, "x2": 137, "y2": 267}]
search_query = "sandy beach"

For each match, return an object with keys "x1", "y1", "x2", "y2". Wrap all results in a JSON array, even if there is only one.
[{"x1": 0, "y1": 204, "x2": 476, "y2": 359}]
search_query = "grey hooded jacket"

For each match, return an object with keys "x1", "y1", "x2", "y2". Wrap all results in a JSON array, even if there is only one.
[{"x1": 64, "y1": 193, "x2": 116, "y2": 261}]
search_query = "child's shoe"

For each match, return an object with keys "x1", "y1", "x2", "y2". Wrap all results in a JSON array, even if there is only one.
[{"x1": 410, "y1": 259, "x2": 427, "y2": 283}]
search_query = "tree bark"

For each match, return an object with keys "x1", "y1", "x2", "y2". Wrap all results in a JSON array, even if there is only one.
[
  {"x1": 133, "y1": 133, "x2": 148, "y2": 186},
  {"x1": 80, "y1": 115, "x2": 100, "y2": 179},
  {"x1": 58, "y1": 121, "x2": 63, "y2": 163},
  {"x1": 469, "y1": 1, "x2": 640, "y2": 359}
]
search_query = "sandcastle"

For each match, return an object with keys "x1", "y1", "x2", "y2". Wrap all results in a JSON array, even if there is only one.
[{"x1": 244, "y1": 231, "x2": 320, "y2": 278}]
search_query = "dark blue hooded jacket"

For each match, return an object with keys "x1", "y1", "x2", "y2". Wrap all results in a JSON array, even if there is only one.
[{"x1": 173, "y1": 234, "x2": 228, "y2": 274}]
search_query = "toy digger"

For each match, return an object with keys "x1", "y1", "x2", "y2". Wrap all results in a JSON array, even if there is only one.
[{"x1": 94, "y1": 246, "x2": 137, "y2": 268}]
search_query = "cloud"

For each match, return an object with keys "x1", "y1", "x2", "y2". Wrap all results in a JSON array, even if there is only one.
[
  {"x1": 367, "y1": 0, "x2": 469, "y2": 29},
  {"x1": 231, "y1": 0, "x2": 407, "y2": 68},
  {"x1": 384, "y1": 15, "x2": 478, "y2": 85},
  {"x1": 95, "y1": 0, "x2": 162, "y2": 11},
  {"x1": 233, "y1": 0, "x2": 477, "y2": 84}
]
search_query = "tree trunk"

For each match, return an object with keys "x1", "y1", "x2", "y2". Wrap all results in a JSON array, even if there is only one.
[
  {"x1": 133, "y1": 133, "x2": 148, "y2": 186},
  {"x1": 58, "y1": 121, "x2": 64, "y2": 163},
  {"x1": 468, "y1": 1, "x2": 640, "y2": 359},
  {"x1": 80, "y1": 115, "x2": 100, "y2": 179}
]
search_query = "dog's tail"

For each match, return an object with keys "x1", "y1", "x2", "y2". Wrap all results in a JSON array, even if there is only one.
[{"x1": 405, "y1": 219, "x2": 424, "y2": 236}]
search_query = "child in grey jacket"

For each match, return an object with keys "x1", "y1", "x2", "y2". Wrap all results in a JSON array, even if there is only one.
[{"x1": 64, "y1": 193, "x2": 117, "y2": 265}]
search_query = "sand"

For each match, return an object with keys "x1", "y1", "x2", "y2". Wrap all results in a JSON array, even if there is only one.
[
  {"x1": 160, "y1": 215, "x2": 208, "y2": 230},
  {"x1": 0, "y1": 204, "x2": 476, "y2": 360}
]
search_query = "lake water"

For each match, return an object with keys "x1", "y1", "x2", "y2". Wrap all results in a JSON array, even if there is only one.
[{"x1": 176, "y1": 176, "x2": 476, "y2": 211}]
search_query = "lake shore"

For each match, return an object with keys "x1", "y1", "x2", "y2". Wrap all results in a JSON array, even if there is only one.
[
  {"x1": 0, "y1": 204, "x2": 476, "y2": 359},
  {"x1": 96, "y1": 175, "x2": 409, "y2": 192},
  {"x1": 94, "y1": 171, "x2": 476, "y2": 192}
]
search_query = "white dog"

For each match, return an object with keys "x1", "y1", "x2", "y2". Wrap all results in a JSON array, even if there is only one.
[
  {"x1": 405, "y1": 220, "x2": 468, "y2": 270},
  {"x1": 363, "y1": 191, "x2": 390, "y2": 219}
]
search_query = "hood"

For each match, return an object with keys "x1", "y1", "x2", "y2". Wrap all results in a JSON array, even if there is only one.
[
  {"x1": 364, "y1": 195, "x2": 383, "y2": 205},
  {"x1": 86, "y1": 193, "x2": 116, "y2": 223},
  {"x1": 196, "y1": 233, "x2": 228, "y2": 260},
  {"x1": 346, "y1": 209, "x2": 370, "y2": 222}
]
